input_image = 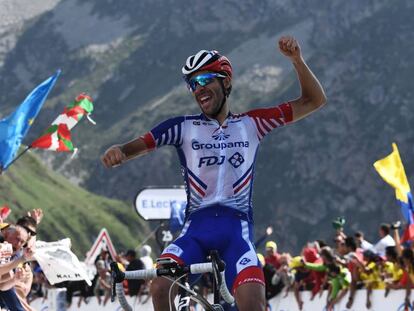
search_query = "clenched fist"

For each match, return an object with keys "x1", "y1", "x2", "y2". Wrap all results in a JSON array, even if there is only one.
[
  {"x1": 101, "y1": 146, "x2": 127, "y2": 168},
  {"x1": 278, "y1": 36, "x2": 302, "y2": 62}
]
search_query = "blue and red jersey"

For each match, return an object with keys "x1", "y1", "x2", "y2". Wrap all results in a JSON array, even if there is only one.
[{"x1": 141, "y1": 103, "x2": 293, "y2": 220}]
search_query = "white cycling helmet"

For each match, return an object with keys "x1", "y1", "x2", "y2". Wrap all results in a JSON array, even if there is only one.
[{"x1": 182, "y1": 50, "x2": 232, "y2": 82}]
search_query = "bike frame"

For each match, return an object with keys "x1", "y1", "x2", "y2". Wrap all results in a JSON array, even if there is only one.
[{"x1": 111, "y1": 250, "x2": 234, "y2": 311}]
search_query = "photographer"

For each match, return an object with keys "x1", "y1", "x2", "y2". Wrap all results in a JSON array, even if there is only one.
[{"x1": 0, "y1": 210, "x2": 41, "y2": 311}]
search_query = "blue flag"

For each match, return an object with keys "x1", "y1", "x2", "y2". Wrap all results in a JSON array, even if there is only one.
[
  {"x1": 0, "y1": 70, "x2": 60, "y2": 170},
  {"x1": 169, "y1": 200, "x2": 186, "y2": 233}
]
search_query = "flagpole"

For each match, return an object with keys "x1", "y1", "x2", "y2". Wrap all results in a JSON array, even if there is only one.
[
  {"x1": 3, "y1": 145, "x2": 32, "y2": 172},
  {"x1": 134, "y1": 222, "x2": 163, "y2": 251}
]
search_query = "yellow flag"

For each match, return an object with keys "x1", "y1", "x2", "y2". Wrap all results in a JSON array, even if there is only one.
[{"x1": 373, "y1": 143, "x2": 410, "y2": 203}]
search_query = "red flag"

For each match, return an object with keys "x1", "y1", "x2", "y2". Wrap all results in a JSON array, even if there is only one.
[
  {"x1": 401, "y1": 224, "x2": 414, "y2": 244},
  {"x1": 0, "y1": 205, "x2": 11, "y2": 221}
]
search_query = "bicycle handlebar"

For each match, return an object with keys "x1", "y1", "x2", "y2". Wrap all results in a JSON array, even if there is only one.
[{"x1": 111, "y1": 257, "x2": 234, "y2": 310}]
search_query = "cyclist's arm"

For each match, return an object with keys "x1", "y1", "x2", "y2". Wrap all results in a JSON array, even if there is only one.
[
  {"x1": 102, "y1": 116, "x2": 185, "y2": 168},
  {"x1": 278, "y1": 36, "x2": 327, "y2": 122},
  {"x1": 289, "y1": 57, "x2": 326, "y2": 121},
  {"x1": 101, "y1": 138, "x2": 150, "y2": 168}
]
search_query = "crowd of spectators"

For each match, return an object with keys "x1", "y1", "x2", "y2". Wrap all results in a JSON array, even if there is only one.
[
  {"x1": 7, "y1": 212, "x2": 412, "y2": 311},
  {"x1": 258, "y1": 217, "x2": 414, "y2": 310},
  {"x1": 27, "y1": 245, "x2": 154, "y2": 309}
]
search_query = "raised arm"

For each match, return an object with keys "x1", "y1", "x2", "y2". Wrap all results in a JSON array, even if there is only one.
[{"x1": 278, "y1": 36, "x2": 327, "y2": 121}]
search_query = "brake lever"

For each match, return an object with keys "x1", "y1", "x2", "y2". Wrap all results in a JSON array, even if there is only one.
[
  {"x1": 110, "y1": 276, "x2": 116, "y2": 302},
  {"x1": 110, "y1": 262, "x2": 125, "y2": 302}
]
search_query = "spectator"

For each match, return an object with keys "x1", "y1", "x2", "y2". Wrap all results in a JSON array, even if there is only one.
[
  {"x1": 355, "y1": 231, "x2": 373, "y2": 251},
  {"x1": 289, "y1": 256, "x2": 314, "y2": 310},
  {"x1": 95, "y1": 249, "x2": 112, "y2": 270},
  {"x1": 265, "y1": 241, "x2": 281, "y2": 270},
  {"x1": 28, "y1": 264, "x2": 50, "y2": 303},
  {"x1": 0, "y1": 224, "x2": 34, "y2": 311},
  {"x1": 373, "y1": 224, "x2": 396, "y2": 257},
  {"x1": 343, "y1": 237, "x2": 364, "y2": 308},
  {"x1": 125, "y1": 250, "x2": 145, "y2": 298},
  {"x1": 302, "y1": 245, "x2": 324, "y2": 300},
  {"x1": 399, "y1": 248, "x2": 414, "y2": 307},
  {"x1": 14, "y1": 213, "x2": 40, "y2": 311},
  {"x1": 383, "y1": 246, "x2": 403, "y2": 297},
  {"x1": 354, "y1": 250, "x2": 384, "y2": 309},
  {"x1": 303, "y1": 261, "x2": 350, "y2": 310},
  {"x1": 94, "y1": 260, "x2": 111, "y2": 306},
  {"x1": 138, "y1": 245, "x2": 154, "y2": 303},
  {"x1": 140, "y1": 245, "x2": 154, "y2": 269},
  {"x1": 334, "y1": 236, "x2": 347, "y2": 258},
  {"x1": 261, "y1": 253, "x2": 286, "y2": 301},
  {"x1": 332, "y1": 217, "x2": 346, "y2": 242}
]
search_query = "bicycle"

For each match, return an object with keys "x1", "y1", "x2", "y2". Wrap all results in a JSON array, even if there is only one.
[{"x1": 110, "y1": 250, "x2": 235, "y2": 311}]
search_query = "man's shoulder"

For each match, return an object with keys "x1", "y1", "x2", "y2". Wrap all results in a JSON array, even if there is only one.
[
  {"x1": 127, "y1": 259, "x2": 144, "y2": 270},
  {"x1": 383, "y1": 235, "x2": 396, "y2": 245}
]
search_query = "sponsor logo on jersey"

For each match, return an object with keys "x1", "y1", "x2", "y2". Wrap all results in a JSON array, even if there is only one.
[
  {"x1": 212, "y1": 132, "x2": 230, "y2": 141},
  {"x1": 198, "y1": 156, "x2": 225, "y2": 168},
  {"x1": 229, "y1": 152, "x2": 245, "y2": 168},
  {"x1": 163, "y1": 244, "x2": 184, "y2": 257},
  {"x1": 191, "y1": 140, "x2": 249, "y2": 150},
  {"x1": 239, "y1": 257, "x2": 251, "y2": 265}
]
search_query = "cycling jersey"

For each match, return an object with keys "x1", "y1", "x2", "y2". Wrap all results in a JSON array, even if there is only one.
[{"x1": 141, "y1": 102, "x2": 293, "y2": 220}]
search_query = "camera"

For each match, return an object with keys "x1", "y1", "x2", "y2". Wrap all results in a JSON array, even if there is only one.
[{"x1": 391, "y1": 221, "x2": 401, "y2": 230}]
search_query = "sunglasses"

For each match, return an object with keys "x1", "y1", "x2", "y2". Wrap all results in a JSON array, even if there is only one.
[
  {"x1": 187, "y1": 73, "x2": 226, "y2": 92},
  {"x1": 21, "y1": 225, "x2": 37, "y2": 236}
]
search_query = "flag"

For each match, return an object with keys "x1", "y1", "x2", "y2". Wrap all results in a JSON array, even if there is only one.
[
  {"x1": 34, "y1": 238, "x2": 92, "y2": 285},
  {"x1": 373, "y1": 143, "x2": 413, "y2": 223},
  {"x1": 0, "y1": 205, "x2": 11, "y2": 221},
  {"x1": 169, "y1": 200, "x2": 186, "y2": 233},
  {"x1": 0, "y1": 71, "x2": 60, "y2": 170},
  {"x1": 31, "y1": 94, "x2": 94, "y2": 152}
]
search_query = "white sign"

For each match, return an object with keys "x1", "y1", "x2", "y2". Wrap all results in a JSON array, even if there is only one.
[
  {"x1": 34, "y1": 238, "x2": 92, "y2": 286},
  {"x1": 134, "y1": 187, "x2": 187, "y2": 220}
]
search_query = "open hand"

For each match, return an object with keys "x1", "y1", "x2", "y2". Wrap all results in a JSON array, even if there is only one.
[{"x1": 28, "y1": 209, "x2": 43, "y2": 224}]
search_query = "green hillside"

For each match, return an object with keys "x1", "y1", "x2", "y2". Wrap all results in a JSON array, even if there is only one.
[{"x1": 0, "y1": 150, "x2": 149, "y2": 257}]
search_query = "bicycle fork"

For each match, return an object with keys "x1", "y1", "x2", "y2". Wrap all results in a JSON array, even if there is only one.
[{"x1": 177, "y1": 281, "x2": 191, "y2": 311}]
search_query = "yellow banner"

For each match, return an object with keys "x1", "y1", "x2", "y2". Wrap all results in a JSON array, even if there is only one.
[{"x1": 373, "y1": 143, "x2": 410, "y2": 203}]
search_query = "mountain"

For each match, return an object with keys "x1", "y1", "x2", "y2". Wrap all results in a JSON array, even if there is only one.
[
  {"x1": 0, "y1": 150, "x2": 149, "y2": 257},
  {"x1": 0, "y1": 0, "x2": 413, "y2": 253}
]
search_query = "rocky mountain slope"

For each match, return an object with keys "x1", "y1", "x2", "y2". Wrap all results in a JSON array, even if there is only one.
[{"x1": 1, "y1": 0, "x2": 413, "y2": 252}]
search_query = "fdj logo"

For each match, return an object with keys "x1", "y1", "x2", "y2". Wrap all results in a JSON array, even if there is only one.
[
  {"x1": 228, "y1": 152, "x2": 245, "y2": 168},
  {"x1": 198, "y1": 156, "x2": 225, "y2": 168},
  {"x1": 239, "y1": 258, "x2": 251, "y2": 265}
]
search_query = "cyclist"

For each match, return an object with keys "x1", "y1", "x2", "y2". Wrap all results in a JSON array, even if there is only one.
[{"x1": 102, "y1": 36, "x2": 326, "y2": 311}]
